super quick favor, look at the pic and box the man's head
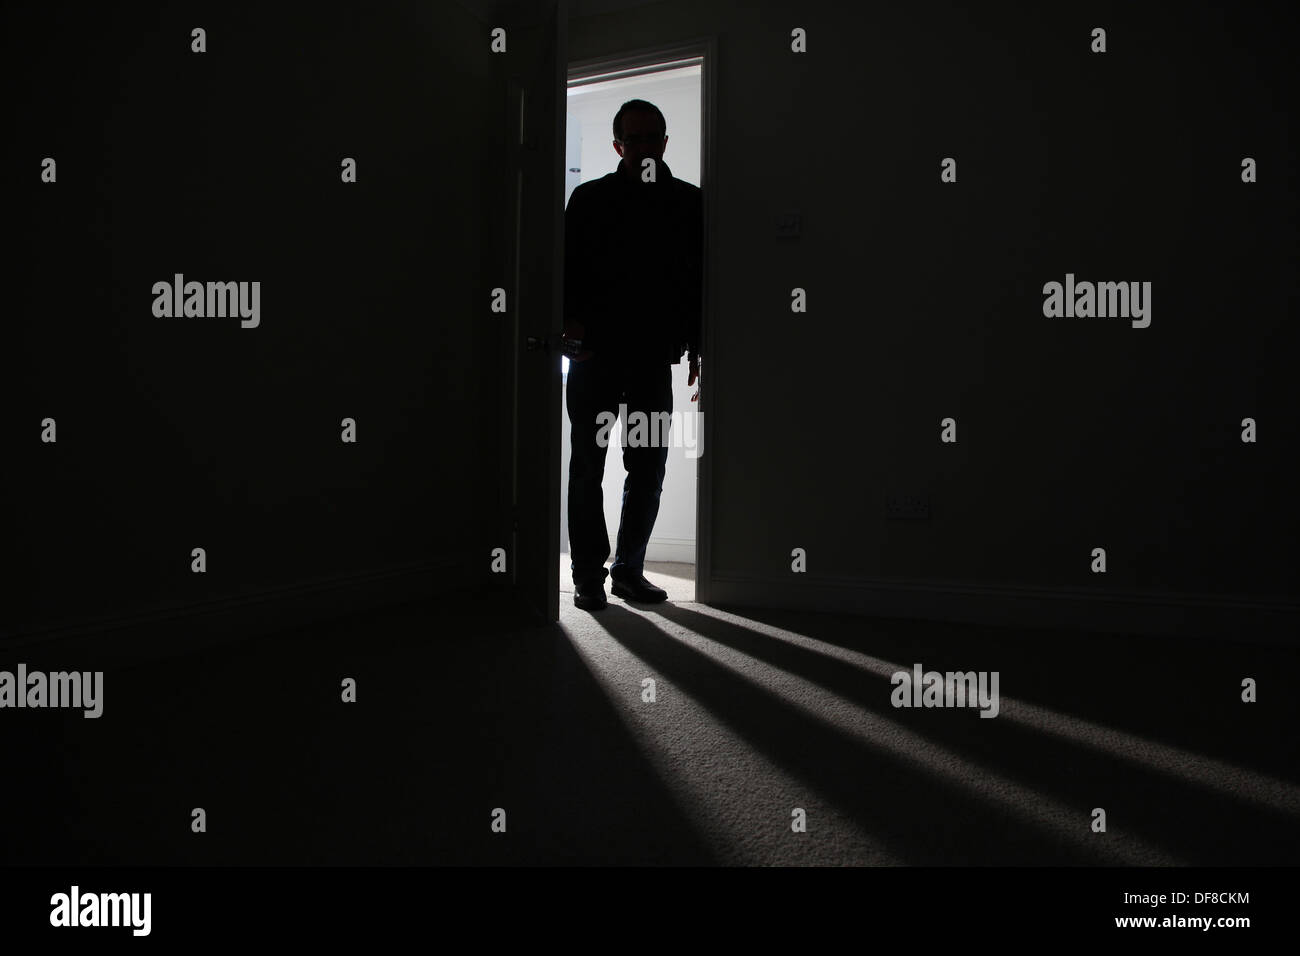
[612,99,667,181]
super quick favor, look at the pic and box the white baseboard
[644,536,697,564]
[707,572,1300,645]
[559,539,697,565]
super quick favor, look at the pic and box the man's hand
[687,353,700,402]
[563,319,594,362]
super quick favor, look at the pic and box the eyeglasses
[616,134,664,146]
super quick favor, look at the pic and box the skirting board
[644,536,696,564]
[0,558,468,668]
[707,572,1300,646]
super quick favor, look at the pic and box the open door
[506,0,566,623]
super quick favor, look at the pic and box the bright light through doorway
[560,60,702,601]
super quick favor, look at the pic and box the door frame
[507,0,567,625]
[563,36,717,606]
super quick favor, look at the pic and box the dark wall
[11,1,512,636]
[9,0,1297,640]
[569,1,1298,617]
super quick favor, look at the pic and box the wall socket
[885,493,931,519]
[776,210,802,240]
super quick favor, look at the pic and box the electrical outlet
[885,493,931,520]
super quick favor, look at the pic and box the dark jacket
[563,157,702,365]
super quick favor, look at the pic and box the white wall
[560,65,702,567]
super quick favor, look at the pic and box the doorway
[558,45,713,606]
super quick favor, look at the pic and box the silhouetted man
[563,99,702,611]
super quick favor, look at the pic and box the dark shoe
[574,579,608,610]
[610,572,668,603]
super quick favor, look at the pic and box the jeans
[566,353,673,588]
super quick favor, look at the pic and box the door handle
[525,333,558,352]
[526,332,579,356]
